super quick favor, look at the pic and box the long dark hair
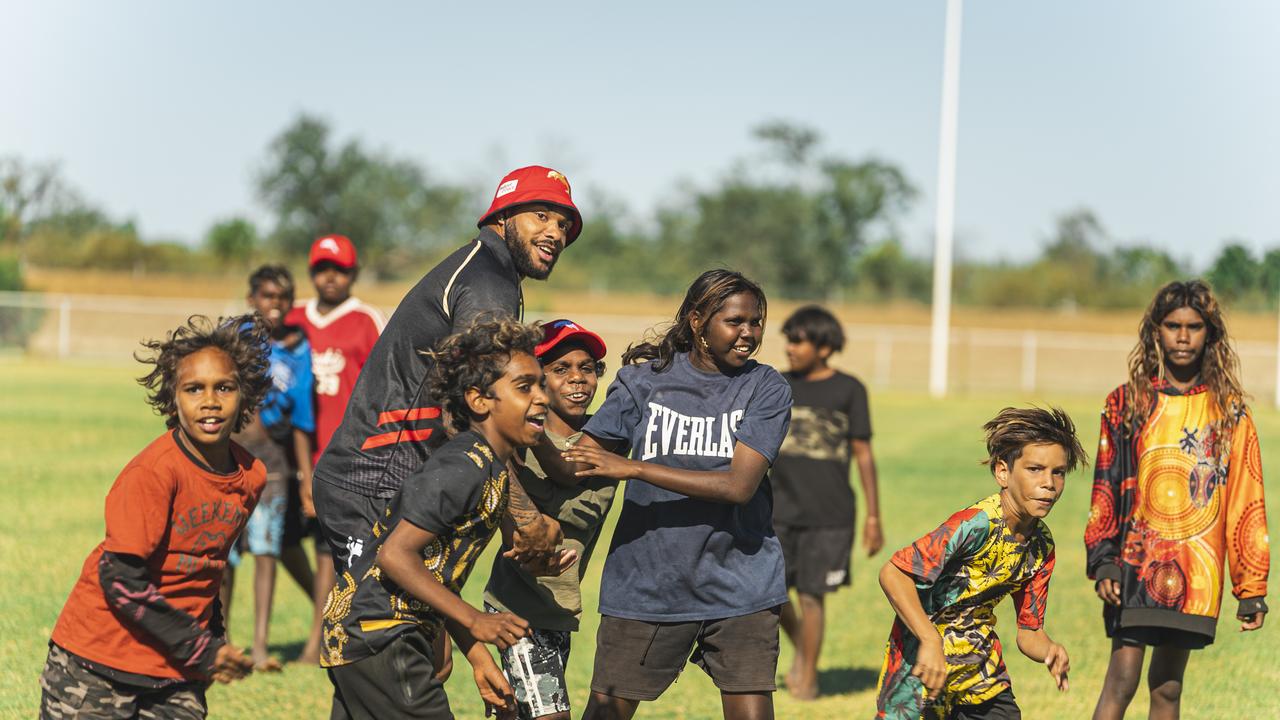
[622,269,767,371]
[1125,279,1246,438]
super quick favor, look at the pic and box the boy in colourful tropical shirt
[876,407,1084,720]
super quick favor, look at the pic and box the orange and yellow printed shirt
[1085,381,1269,638]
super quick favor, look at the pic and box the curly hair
[982,406,1088,475]
[424,315,543,431]
[1125,280,1246,441]
[135,315,272,433]
[622,269,767,371]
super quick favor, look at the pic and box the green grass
[2,358,1276,719]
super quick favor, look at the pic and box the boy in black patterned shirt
[321,318,565,719]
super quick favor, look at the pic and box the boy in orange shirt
[41,316,273,719]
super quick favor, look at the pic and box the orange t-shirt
[51,430,265,679]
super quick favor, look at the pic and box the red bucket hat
[309,234,358,269]
[478,166,583,244]
[536,319,606,360]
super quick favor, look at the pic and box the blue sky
[5,1,1277,268]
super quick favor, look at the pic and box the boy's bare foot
[786,671,819,701]
[253,657,284,673]
[296,647,321,665]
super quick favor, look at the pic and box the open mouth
[526,413,546,432]
[564,391,590,405]
[196,417,226,434]
[732,343,754,356]
[533,242,557,264]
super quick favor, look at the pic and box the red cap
[309,235,357,269]
[536,319,606,360]
[478,166,583,244]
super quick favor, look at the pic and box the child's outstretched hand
[1044,642,1069,691]
[1239,610,1266,631]
[911,638,947,698]
[562,445,636,480]
[210,643,254,683]
[468,609,530,650]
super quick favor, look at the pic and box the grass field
[2,358,1276,719]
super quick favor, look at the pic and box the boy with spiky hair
[876,407,1084,720]
[42,316,271,719]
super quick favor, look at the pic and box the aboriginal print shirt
[321,431,508,667]
[1085,381,1269,640]
[876,493,1055,720]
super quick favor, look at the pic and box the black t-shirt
[771,371,871,528]
[314,228,522,498]
[320,431,509,667]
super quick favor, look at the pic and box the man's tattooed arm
[505,461,562,557]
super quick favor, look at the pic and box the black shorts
[590,607,780,701]
[314,480,388,568]
[949,690,1020,720]
[327,631,451,720]
[776,524,854,596]
[1110,625,1211,650]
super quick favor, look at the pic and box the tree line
[2,116,1277,310]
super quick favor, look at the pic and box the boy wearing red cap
[285,234,386,663]
[311,167,582,591]
[483,319,613,720]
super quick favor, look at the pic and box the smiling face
[173,347,243,460]
[1158,306,1208,375]
[540,343,600,427]
[470,351,550,456]
[996,442,1069,521]
[503,203,573,280]
[693,291,764,373]
[248,279,293,333]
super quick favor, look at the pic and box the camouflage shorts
[40,644,207,720]
[487,606,572,720]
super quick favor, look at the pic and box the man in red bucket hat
[312,166,582,712]
[314,164,581,561]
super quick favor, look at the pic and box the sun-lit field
[2,358,1277,719]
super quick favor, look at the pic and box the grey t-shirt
[584,352,792,621]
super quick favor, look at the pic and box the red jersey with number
[51,431,265,679]
[287,297,385,462]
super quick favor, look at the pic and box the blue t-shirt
[584,352,792,621]
[259,336,315,434]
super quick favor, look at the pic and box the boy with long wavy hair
[1086,279,1269,720]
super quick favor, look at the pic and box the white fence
[3,290,1278,401]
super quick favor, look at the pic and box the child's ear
[464,386,491,418]
[994,458,1011,489]
[817,345,835,361]
[689,310,702,334]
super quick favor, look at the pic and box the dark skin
[310,260,355,313]
[378,352,571,718]
[779,333,884,699]
[169,348,257,683]
[1092,306,1264,720]
[557,293,776,720]
[482,203,573,281]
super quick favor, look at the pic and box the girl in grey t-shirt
[556,269,792,720]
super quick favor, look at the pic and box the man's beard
[504,219,555,280]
